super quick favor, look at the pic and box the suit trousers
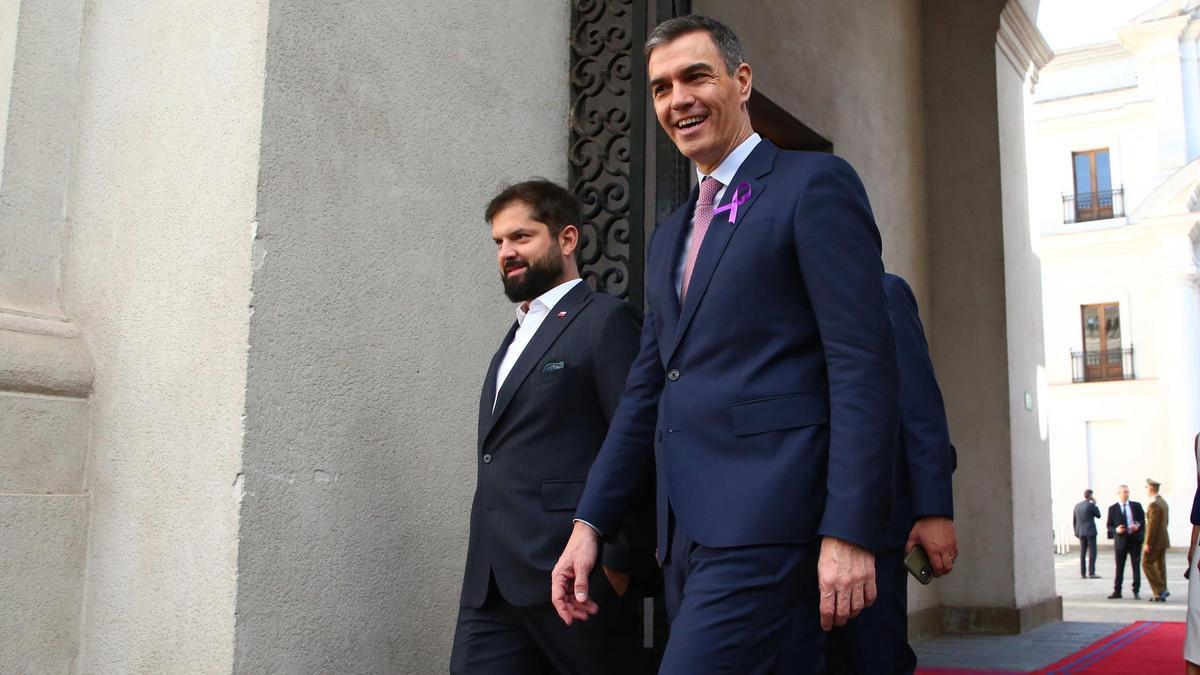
[1143,547,1168,598]
[816,547,916,675]
[450,573,646,675]
[1078,536,1097,577]
[1113,540,1142,595]
[661,517,823,674]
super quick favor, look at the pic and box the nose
[670,83,695,112]
[498,239,517,263]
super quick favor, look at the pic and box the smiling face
[491,201,577,303]
[647,30,753,174]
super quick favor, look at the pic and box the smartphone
[905,545,934,585]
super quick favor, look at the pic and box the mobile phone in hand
[905,546,934,585]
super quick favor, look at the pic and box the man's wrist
[572,519,602,539]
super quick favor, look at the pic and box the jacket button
[667,369,680,381]
[482,454,493,464]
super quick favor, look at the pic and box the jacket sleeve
[575,234,666,537]
[1192,481,1200,526]
[592,302,656,578]
[793,155,899,549]
[1106,505,1116,539]
[884,275,954,520]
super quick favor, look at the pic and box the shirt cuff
[573,518,603,537]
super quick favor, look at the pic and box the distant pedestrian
[1074,489,1101,579]
[1142,478,1170,602]
[1107,484,1144,599]
[1184,434,1200,673]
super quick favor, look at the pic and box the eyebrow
[649,62,715,89]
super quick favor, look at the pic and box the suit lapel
[477,323,517,452]
[482,282,594,445]
[668,140,779,360]
[651,192,694,347]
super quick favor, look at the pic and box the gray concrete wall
[233,2,568,671]
[0,0,93,671]
[61,0,270,670]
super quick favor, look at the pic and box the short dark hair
[485,179,581,239]
[1084,489,1093,499]
[644,15,746,74]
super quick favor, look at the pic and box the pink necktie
[680,177,723,303]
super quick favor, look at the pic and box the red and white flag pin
[557,311,567,317]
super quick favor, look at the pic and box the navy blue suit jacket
[881,273,956,549]
[576,140,899,554]
[459,283,654,608]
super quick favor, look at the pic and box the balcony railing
[1070,346,1135,383]
[1062,188,1124,224]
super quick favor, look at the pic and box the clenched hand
[817,537,877,631]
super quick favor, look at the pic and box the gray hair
[644,15,747,75]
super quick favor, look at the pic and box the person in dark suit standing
[1107,484,1145,600]
[1074,489,1102,579]
[1142,478,1170,601]
[551,15,899,673]
[813,273,957,675]
[450,180,654,674]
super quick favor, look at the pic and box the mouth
[674,114,709,136]
[504,261,528,278]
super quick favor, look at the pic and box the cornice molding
[997,0,1054,88]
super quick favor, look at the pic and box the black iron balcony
[1071,346,1135,383]
[1062,188,1125,224]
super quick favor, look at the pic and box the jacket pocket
[541,479,587,511]
[728,216,775,246]
[730,393,829,436]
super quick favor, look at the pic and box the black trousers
[450,573,647,675]
[1113,539,1142,595]
[1078,535,1097,576]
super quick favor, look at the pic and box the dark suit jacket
[1073,500,1101,538]
[459,282,654,609]
[881,274,955,549]
[577,141,899,555]
[1106,501,1145,547]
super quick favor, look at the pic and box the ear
[558,224,579,258]
[736,63,752,104]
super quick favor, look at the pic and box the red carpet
[1035,621,1184,674]
[916,621,1185,674]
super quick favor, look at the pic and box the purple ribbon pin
[713,182,752,224]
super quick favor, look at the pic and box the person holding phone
[1107,484,1145,600]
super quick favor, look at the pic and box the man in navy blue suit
[551,15,899,673]
[816,273,958,674]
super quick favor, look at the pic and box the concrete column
[1155,229,1200,546]
[1179,24,1200,163]
[0,0,93,671]
[921,0,1060,634]
[1119,16,1191,179]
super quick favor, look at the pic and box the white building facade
[1032,1,1200,549]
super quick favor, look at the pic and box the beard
[501,244,565,303]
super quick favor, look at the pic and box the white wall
[61,1,270,670]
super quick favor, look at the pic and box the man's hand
[817,537,877,631]
[1143,544,1150,555]
[551,522,601,625]
[1116,524,1126,535]
[906,516,958,577]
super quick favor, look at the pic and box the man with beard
[451,179,654,674]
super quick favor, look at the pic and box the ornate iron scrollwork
[569,0,646,305]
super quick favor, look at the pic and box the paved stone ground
[912,550,1190,671]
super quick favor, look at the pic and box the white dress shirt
[493,278,583,411]
[674,133,762,297]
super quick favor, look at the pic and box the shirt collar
[516,278,583,325]
[695,132,762,188]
